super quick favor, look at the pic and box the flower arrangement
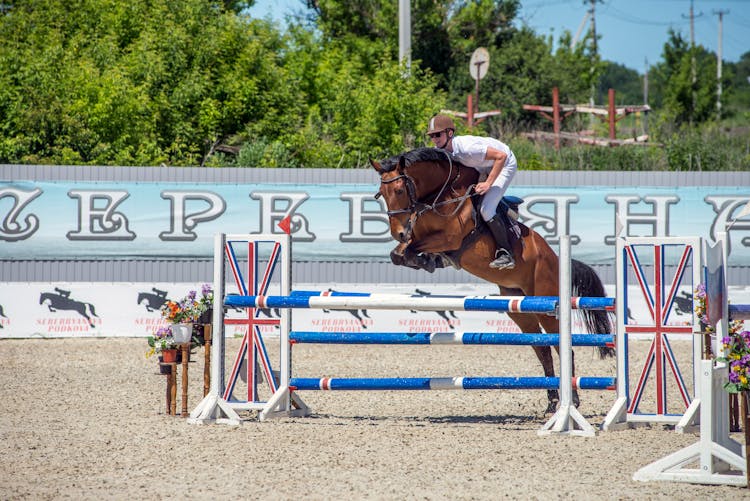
[146,326,175,358]
[695,284,749,392]
[720,330,750,393]
[161,284,213,325]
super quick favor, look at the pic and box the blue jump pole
[290,376,616,391]
[290,331,614,347]
[729,304,750,320]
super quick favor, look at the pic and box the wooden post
[164,364,177,415]
[467,93,474,128]
[181,343,189,417]
[608,88,616,140]
[730,393,740,432]
[203,324,212,397]
[552,87,560,151]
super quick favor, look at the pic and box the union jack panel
[618,237,702,423]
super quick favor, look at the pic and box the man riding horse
[426,114,518,270]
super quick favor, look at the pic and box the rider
[427,114,517,270]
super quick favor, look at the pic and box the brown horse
[370,147,613,413]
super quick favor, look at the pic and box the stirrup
[489,249,515,270]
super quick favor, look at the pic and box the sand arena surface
[0,337,745,499]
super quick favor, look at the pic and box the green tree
[0,0,298,165]
[598,61,644,105]
[649,29,718,126]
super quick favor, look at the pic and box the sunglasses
[427,131,443,138]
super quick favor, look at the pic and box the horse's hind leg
[536,313,580,409]
[506,311,559,414]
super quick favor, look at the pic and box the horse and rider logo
[0,304,8,328]
[39,288,99,328]
[411,288,459,328]
[137,288,170,312]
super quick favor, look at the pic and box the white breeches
[479,163,517,221]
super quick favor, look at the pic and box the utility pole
[643,58,649,135]
[683,0,703,124]
[588,0,597,110]
[398,0,411,73]
[714,9,729,120]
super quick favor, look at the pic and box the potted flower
[146,326,178,366]
[197,283,214,325]
[695,284,748,431]
[160,285,213,344]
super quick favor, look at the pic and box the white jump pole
[189,233,243,425]
[539,234,596,436]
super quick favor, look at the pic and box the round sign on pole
[469,48,490,81]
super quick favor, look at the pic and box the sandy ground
[1,336,747,500]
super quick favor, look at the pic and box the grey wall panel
[4,164,748,186]
[3,257,749,286]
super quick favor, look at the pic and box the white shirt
[450,135,516,176]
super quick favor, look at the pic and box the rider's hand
[476,181,490,195]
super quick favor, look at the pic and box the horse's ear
[370,158,384,174]
[398,155,407,173]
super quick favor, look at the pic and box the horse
[370,147,613,413]
[39,290,99,328]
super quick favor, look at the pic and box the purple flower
[201,283,212,297]
[729,372,740,383]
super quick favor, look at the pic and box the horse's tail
[571,259,615,359]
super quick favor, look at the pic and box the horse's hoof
[545,400,558,414]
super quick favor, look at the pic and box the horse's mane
[379,147,454,172]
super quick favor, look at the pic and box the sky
[248,0,750,73]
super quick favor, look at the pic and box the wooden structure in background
[523,87,653,150]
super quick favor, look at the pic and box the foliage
[0,0,296,166]
[161,285,213,325]
[696,284,750,393]
[0,1,747,169]
[146,326,176,358]
[598,62,643,106]
[719,331,750,393]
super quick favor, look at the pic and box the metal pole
[714,10,728,120]
[552,87,560,151]
[608,88,615,140]
[398,0,411,72]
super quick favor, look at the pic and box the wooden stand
[159,343,191,416]
[202,324,211,397]
[159,362,178,415]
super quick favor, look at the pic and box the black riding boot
[486,215,515,270]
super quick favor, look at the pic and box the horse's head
[371,147,471,246]
[371,153,417,244]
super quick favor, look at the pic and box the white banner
[2,282,747,339]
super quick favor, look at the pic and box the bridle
[376,151,476,242]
